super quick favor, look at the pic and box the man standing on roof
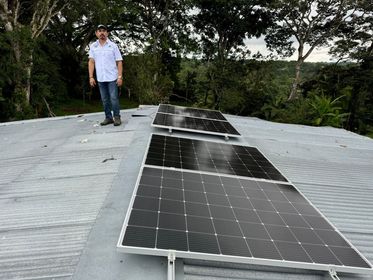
[88,24,123,126]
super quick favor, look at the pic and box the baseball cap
[96,24,108,31]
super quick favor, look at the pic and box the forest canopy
[0,0,372,136]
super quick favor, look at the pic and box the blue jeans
[98,81,120,119]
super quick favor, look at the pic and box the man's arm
[116,60,123,87]
[88,58,96,87]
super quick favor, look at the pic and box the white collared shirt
[88,39,123,82]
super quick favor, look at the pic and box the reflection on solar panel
[118,166,373,274]
[145,134,287,182]
[152,105,241,137]
[158,104,227,121]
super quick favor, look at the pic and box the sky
[247,37,335,63]
[117,34,335,63]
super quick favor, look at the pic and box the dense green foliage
[0,0,372,137]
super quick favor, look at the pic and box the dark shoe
[100,118,114,126]
[114,116,121,126]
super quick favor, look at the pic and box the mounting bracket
[328,267,340,280]
[167,251,176,280]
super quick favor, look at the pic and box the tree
[266,0,355,101]
[118,0,191,103]
[124,0,191,53]
[330,0,373,62]
[298,61,373,133]
[192,0,272,109]
[326,1,373,132]
[0,0,68,114]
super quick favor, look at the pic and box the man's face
[96,28,108,40]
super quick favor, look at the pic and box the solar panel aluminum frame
[152,108,241,138]
[117,134,373,276]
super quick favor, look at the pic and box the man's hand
[117,77,123,87]
[89,77,96,87]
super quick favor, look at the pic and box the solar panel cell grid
[122,167,372,270]
[145,134,287,182]
[153,112,240,136]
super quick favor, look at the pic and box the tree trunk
[25,52,33,103]
[12,37,25,112]
[12,37,33,111]
[203,91,208,106]
[288,40,304,101]
[346,87,358,131]
[288,59,303,101]
[214,38,228,109]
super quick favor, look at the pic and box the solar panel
[153,113,240,137]
[158,104,227,121]
[145,134,287,182]
[118,166,373,274]
[152,104,241,138]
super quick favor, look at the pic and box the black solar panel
[145,134,287,182]
[158,104,227,121]
[153,113,240,136]
[153,104,240,137]
[120,166,372,273]
[118,133,373,275]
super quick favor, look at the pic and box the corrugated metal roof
[1,107,373,280]
[0,111,136,279]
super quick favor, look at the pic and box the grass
[53,96,139,116]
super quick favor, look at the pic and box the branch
[283,17,296,35]
[299,1,310,26]
[0,0,19,31]
[31,0,68,39]
[367,40,373,56]
[305,1,313,20]
[0,0,8,24]
[304,4,323,41]
[302,36,324,60]
[43,97,56,117]
[156,1,173,43]
[169,93,193,103]
[13,0,20,28]
[303,1,352,60]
